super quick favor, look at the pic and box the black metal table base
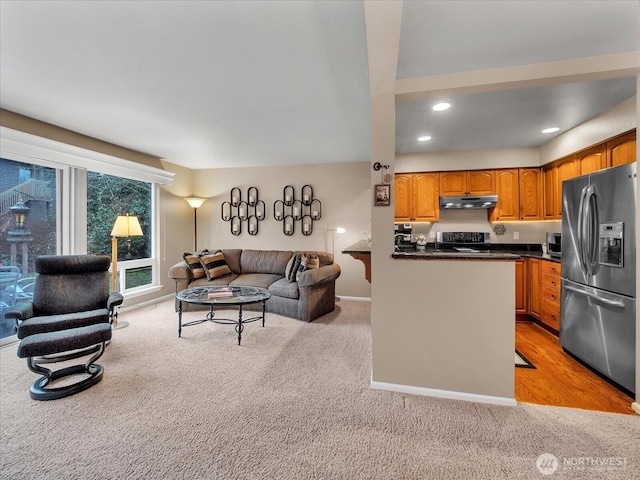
[178,301,267,345]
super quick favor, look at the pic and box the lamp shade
[185,197,206,209]
[111,215,143,237]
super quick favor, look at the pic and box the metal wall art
[221,186,266,236]
[273,184,322,236]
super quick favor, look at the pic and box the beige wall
[396,146,539,172]
[539,96,637,165]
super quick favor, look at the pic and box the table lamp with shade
[110,214,143,328]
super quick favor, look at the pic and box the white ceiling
[1,1,638,170]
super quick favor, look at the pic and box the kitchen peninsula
[343,240,372,283]
[369,234,517,406]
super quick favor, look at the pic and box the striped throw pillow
[182,251,207,279]
[198,251,232,280]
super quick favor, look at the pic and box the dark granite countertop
[343,240,562,263]
[391,243,562,263]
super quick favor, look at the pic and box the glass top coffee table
[176,285,271,345]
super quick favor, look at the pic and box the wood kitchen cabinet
[394,172,439,222]
[489,169,519,221]
[394,174,412,221]
[608,130,636,167]
[515,259,527,315]
[528,258,541,320]
[491,168,542,222]
[542,166,556,219]
[578,144,607,175]
[543,157,579,220]
[554,157,579,218]
[439,170,495,196]
[540,260,561,333]
[518,168,543,220]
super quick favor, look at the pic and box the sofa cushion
[268,278,300,300]
[241,250,292,275]
[218,249,242,274]
[230,273,283,290]
[182,251,208,279]
[198,251,233,280]
[188,275,236,288]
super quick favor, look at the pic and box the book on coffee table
[208,288,233,299]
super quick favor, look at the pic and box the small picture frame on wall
[374,184,390,206]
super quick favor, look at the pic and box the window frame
[1,126,174,300]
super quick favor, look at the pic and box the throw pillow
[286,253,302,283]
[295,253,320,281]
[182,250,208,279]
[198,251,232,280]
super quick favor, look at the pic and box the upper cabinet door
[555,157,579,218]
[394,174,412,221]
[542,166,556,219]
[467,170,495,195]
[439,170,495,196]
[412,173,439,222]
[608,130,636,167]
[519,168,542,220]
[490,169,519,221]
[578,144,607,175]
[439,171,466,196]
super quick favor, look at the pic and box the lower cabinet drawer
[541,273,561,290]
[541,285,561,304]
[541,297,560,331]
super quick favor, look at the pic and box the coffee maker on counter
[394,223,414,250]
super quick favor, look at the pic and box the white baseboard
[336,296,371,302]
[119,293,175,313]
[370,379,517,407]
[632,402,640,415]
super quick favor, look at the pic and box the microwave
[546,232,561,258]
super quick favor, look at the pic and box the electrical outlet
[513,231,520,240]
[429,231,436,239]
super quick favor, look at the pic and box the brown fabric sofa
[168,249,341,322]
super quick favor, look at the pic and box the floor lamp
[110,214,143,329]
[184,197,206,252]
[327,227,346,256]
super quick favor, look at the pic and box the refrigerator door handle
[577,185,590,275]
[586,186,600,276]
[564,285,625,309]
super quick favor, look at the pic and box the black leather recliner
[5,255,123,400]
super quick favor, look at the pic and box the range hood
[439,195,498,209]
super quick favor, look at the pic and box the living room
[1,2,639,478]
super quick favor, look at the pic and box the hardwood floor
[515,321,636,415]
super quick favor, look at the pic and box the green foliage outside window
[87,172,151,261]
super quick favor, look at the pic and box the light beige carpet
[1,299,638,480]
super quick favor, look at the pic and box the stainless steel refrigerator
[561,162,636,393]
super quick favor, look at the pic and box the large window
[87,172,154,293]
[0,158,58,342]
[0,127,174,344]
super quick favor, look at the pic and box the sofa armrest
[297,263,341,287]
[168,261,192,281]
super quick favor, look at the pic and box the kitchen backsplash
[409,209,560,244]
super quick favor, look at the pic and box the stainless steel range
[435,232,490,253]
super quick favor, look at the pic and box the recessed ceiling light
[542,127,560,134]
[418,136,432,142]
[432,103,451,111]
